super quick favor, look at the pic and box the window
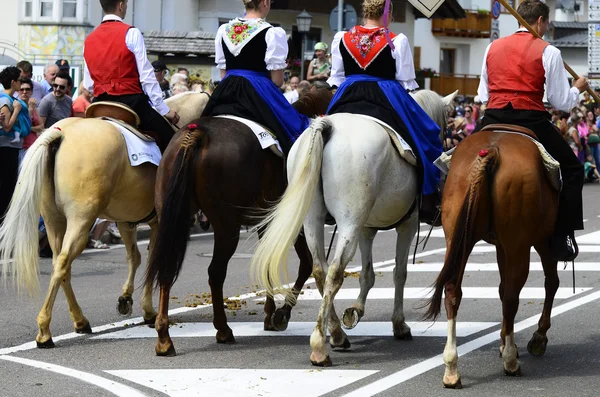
[40,0,53,17]
[24,0,33,17]
[62,0,77,18]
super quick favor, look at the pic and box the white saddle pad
[214,115,283,156]
[354,114,417,166]
[105,120,162,167]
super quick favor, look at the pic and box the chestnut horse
[425,129,559,387]
[145,89,333,356]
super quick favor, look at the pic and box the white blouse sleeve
[392,34,419,91]
[265,27,288,71]
[215,24,227,70]
[327,31,346,87]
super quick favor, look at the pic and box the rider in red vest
[83,0,179,152]
[477,0,588,261]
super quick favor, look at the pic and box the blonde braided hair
[362,0,392,21]
[242,0,262,10]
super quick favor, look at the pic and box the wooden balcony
[431,10,491,38]
[430,74,481,97]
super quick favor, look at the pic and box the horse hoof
[342,308,360,330]
[271,310,290,331]
[75,323,92,334]
[527,335,548,357]
[216,330,236,344]
[442,377,462,389]
[394,330,413,341]
[504,367,522,377]
[330,336,351,350]
[144,316,157,328]
[156,344,176,357]
[310,355,332,367]
[117,296,133,316]
[36,339,55,349]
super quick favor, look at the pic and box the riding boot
[420,192,442,227]
[549,230,579,262]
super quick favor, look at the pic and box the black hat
[56,59,70,71]
[152,60,168,72]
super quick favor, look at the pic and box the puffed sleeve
[327,31,346,87]
[265,27,288,71]
[392,34,419,91]
[215,24,227,70]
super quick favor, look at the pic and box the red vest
[486,32,548,112]
[84,21,142,96]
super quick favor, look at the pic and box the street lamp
[296,10,313,80]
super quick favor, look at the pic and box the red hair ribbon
[479,149,490,157]
[188,123,198,130]
[54,126,62,131]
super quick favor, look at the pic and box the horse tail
[424,147,499,321]
[0,127,64,296]
[251,117,331,293]
[146,126,204,290]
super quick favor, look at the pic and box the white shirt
[478,28,579,112]
[83,15,169,115]
[214,18,288,71]
[284,89,299,104]
[327,30,419,90]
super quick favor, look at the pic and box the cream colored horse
[0,92,208,348]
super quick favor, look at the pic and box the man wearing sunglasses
[38,72,73,129]
[83,0,179,152]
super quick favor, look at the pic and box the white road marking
[257,287,590,302]
[342,289,600,397]
[106,368,377,397]
[92,321,498,340]
[375,262,600,272]
[575,230,600,244]
[0,355,148,397]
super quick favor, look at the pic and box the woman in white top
[326,0,443,223]
[201,0,309,154]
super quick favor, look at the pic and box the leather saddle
[480,123,539,141]
[85,102,156,142]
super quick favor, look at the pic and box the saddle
[481,124,539,141]
[85,102,155,142]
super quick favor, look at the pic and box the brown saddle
[480,124,539,141]
[85,102,156,142]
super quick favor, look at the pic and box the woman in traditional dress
[201,0,309,154]
[307,42,332,88]
[326,0,443,224]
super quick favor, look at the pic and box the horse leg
[155,283,175,356]
[267,232,313,332]
[209,223,240,344]
[499,247,530,376]
[527,244,559,357]
[115,221,141,317]
[497,245,507,357]
[392,213,418,340]
[36,219,92,348]
[310,226,358,366]
[442,277,464,388]
[342,227,377,330]
[140,217,159,325]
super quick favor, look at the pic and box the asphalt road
[1,184,600,397]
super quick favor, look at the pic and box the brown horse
[145,89,333,356]
[425,129,560,387]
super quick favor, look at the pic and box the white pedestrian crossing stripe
[105,368,378,397]
[92,321,499,340]
[375,262,600,272]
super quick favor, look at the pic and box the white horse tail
[0,127,64,296]
[251,117,332,293]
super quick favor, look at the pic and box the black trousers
[94,93,174,152]
[477,108,584,233]
[0,147,19,226]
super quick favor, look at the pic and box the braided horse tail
[145,124,205,290]
[425,147,500,321]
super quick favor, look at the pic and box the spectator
[284,76,301,104]
[191,82,205,92]
[171,82,190,95]
[566,113,583,158]
[177,67,189,77]
[40,63,59,95]
[0,67,24,225]
[73,81,92,117]
[170,72,189,88]
[18,77,44,164]
[87,219,110,249]
[307,42,331,88]
[463,105,477,135]
[152,60,171,99]
[38,72,73,129]
[16,60,46,102]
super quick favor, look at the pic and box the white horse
[251,89,456,366]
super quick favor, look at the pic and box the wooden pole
[496,0,599,103]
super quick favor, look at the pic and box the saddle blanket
[434,131,562,191]
[214,115,283,156]
[105,120,162,167]
[354,114,417,166]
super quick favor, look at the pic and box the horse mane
[293,88,333,117]
[411,89,448,138]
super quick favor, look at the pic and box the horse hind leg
[140,217,159,324]
[342,227,377,330]
[36,218,93,348]
[115,221,141,317]
[527,244,559,357]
